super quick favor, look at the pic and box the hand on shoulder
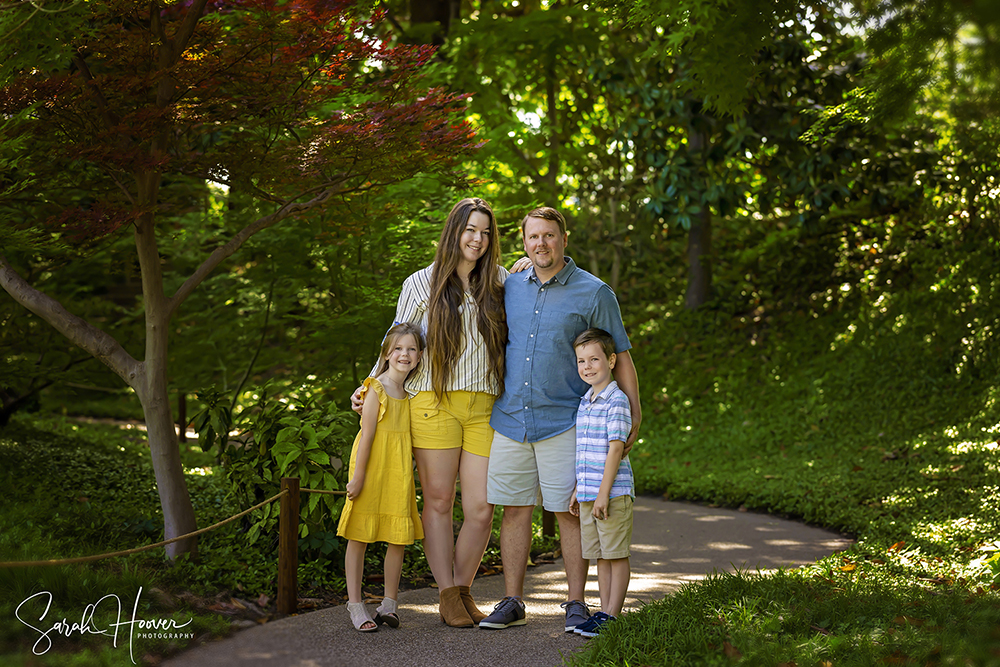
[509,256,532,273]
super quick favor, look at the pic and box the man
[479,207,641,632]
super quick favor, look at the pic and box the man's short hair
[520,206,566,235]
[573,328,616,359]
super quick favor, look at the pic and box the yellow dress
[337,378,424,545]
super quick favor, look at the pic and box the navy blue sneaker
[560,599,590,632]
[479,596,526,629]
[572,613,601,635]
[579,611,615,638]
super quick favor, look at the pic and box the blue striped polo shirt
[575,380,633,502]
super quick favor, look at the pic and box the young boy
[569,327,633,638]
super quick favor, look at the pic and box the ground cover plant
[0,419,234,666]
[567,218,1000,665]
[0,401,558,665]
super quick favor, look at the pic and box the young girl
[337,322,425,632]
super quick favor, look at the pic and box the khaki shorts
[579,495,633,560]
[486,429,577,512]
[409,391,495,458]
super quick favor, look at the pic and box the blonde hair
[520,206,566,235]
[375,322,425,380]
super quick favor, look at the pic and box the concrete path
[165,497,853,667]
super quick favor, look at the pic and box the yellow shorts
[409,391,496,458]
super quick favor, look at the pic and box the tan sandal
[347,602,377,632]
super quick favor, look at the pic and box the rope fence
[0,489,289,569]
[0,477,507,616]
[0,485,419,570]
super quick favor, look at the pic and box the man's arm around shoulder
[612,350,641,455]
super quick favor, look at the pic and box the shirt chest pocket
[533,303,588,352]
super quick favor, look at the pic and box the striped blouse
[372,264,509,396]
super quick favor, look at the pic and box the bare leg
[607,558,631,617]
[500,505,534,598]
[384,544,404,602]
[413,447,462,589]
[454,451,495,587]
[345,539,368,604]
[555,511,588,602]
[596,558,611,612]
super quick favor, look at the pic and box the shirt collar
[523,256,578,285]
[583,380,620,405]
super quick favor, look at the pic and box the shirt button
[524,382,528,385]
[526,357,530,361]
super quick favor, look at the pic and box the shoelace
[561,600,589,616]
[495,596,522,611]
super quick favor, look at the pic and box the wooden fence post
[177,392,187,443]
[277,477,300,615]
[542,509,555,538]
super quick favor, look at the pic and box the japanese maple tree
[0,0,477,557]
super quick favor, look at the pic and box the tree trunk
[133,210,198,557]
[685,122,712,309]
[685,211,712,308]
[409,0,456,45]
[544,55,561,203]
[140,375,198,558]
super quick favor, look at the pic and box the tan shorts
[486,429,578,512]
[579,495,633,560]
[409,391,495,458]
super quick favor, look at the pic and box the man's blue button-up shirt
[490,257,631,443]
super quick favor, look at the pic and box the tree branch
[170,0,211,63]
[168,184,342,315]
[71,53,119,131]
[0,255,141,388]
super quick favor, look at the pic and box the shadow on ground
[164,497,853,667]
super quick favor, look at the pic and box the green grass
[0,410,553,665]
[567,279,1000,665]
[4,222,1000,665]
[0,420,240,665]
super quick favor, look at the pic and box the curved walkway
[165,497,853,667]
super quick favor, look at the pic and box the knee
[462,500,495,528]
[422,488,456,514]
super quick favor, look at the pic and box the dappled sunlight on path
[164,497,853,667]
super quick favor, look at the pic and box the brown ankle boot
[457,585,487,624]
[439,586,474,627]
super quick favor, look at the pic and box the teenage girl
[337,322,425,631]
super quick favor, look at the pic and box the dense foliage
[2,0,999,664]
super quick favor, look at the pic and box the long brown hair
[427,197,507,400]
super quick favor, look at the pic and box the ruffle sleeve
[359,377,387,423]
